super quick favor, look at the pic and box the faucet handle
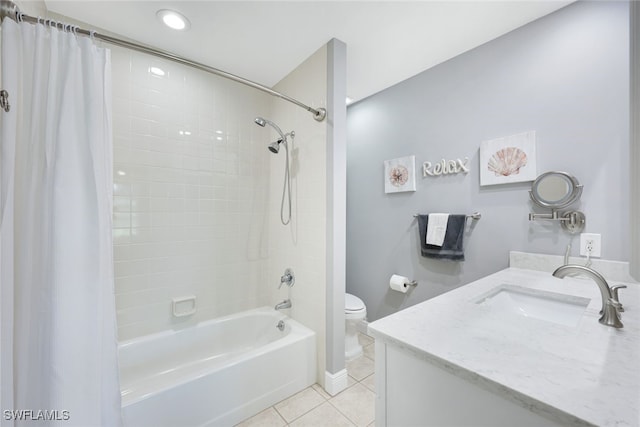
[608,298,623,310]
[278,268,295,289]
[600,298,624,328]
[610,285,627,312]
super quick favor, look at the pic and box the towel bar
[413,212,481,220]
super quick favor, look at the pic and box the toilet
[345,293,367,360]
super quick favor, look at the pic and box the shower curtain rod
[0,0,327,122]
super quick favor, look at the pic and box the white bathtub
[119,307,316,427]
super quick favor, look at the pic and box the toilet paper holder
[389,274,418,293]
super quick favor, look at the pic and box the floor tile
[358,333,374,347]
[347,355,375,381]
[289,402,355,427]
[274,387,325,423]
[347,374,357,388]
[329,383,375,427]
[235,407,286,427]
[363,343,375,361]
[361,373,375,392]
[312,383,332,400]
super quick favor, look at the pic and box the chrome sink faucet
[275,299,291,311]
[552,264,623,328]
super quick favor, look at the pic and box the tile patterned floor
[236,333,376,427]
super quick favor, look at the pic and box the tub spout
[275,299,291,311]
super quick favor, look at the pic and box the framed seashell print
[479,131,537,186]
[384,155,416,193]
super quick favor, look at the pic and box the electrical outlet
[580,233,601,258]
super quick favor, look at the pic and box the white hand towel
[426,213,450,247]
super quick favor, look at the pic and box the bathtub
[119,307,316,427]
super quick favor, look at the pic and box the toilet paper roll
[390,274,409,293]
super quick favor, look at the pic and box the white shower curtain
[0,19,122,426]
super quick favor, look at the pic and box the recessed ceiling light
[157,9,191,31]
[149,66,165,77]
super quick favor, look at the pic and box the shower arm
[0,0,327,122]
[263,118,287,141]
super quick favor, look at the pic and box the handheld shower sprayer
[254,116,295,225]
[254,116,286,141]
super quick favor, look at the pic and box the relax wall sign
[422,157,470,177]
[383,155,470,193]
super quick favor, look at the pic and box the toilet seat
[345,293,365,313]
[345,293,366,360]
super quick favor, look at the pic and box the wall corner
[325,38,347,376]
[631,0,639,280]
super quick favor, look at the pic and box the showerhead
[255,117,294,226]
[268,139,283,154]
[253,116,285,140]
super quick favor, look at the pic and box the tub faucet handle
[279,268,295,289]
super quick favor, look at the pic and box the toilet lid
[345,293,365,312]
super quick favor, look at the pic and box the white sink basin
[475,284,591,327]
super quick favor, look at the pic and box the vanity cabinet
[368,265,639,427]
[374,341,565,427]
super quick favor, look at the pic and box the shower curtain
[0,19,122,426]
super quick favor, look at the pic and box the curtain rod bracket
[313,108,327,122]
[0,0,18,21]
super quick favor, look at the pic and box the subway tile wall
[111,46,273,341]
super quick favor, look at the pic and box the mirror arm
[529,209,586,234]
[529,210,560,221]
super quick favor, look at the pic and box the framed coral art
[479,131,537,186]
[384,155,416,193]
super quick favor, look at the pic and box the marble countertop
[368,267,640,427]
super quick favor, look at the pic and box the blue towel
[417,214,466,261]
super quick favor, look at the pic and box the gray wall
[346,1,630,322]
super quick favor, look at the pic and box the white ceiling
[44,1,573,103]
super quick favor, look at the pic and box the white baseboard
[324,369,348,396]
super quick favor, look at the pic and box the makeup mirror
[530,171,582,209]
[528,171,585,234]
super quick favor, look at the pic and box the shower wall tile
[110,46,272,341]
